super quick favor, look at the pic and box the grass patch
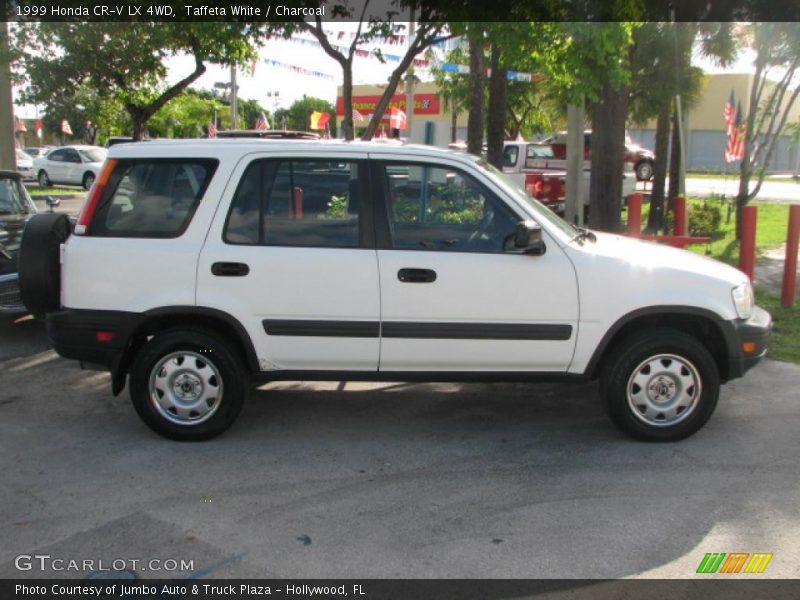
[632,198,789,266]
[26,186,83,196]
[686,172,799,184]
[687,201,789,266]
[755,290,800,364]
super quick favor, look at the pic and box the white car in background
[16,149,35,181]
[33,145,107,190]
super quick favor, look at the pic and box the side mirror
[45,196,61,213]
[514,220,546,256]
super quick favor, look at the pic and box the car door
[43,149,68,183]
[371,156,578,373]
[197,151,380,372]
[63,148,83,184]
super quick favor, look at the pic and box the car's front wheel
[129,328,248,441]
[601,328,720,441]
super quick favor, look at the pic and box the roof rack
[215,130,321,140]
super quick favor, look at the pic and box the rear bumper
[46,309,138,368]
[724,305,772,379]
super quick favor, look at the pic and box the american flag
[208,119,217,138]
[14,116,26,133]
[352,108,364,123]
[255,111,270,131]
[723,89,735,136]
[724,101,745,163]
[61,119,72,135]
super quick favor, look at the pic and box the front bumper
[725,305,772,379]
[0,272,25,312]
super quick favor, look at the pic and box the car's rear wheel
[601,328,720,441]
[18,213,72,319]
[129,328,247,441]
[635,160,654,181]
[37,170,51,188]
[82,172,95,191]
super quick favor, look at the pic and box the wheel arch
[585,306,736,383]
[112,306,260,395]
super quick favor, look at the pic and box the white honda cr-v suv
[19,139,770,441]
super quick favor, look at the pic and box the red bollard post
[626,194,642,237]
[739,205,758,282]
[781,204,800,307]
[673,195,687,236]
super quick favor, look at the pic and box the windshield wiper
[569,226,597,245]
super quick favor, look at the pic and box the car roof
[107,138,483,167]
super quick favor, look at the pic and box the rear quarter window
[90,159,218,238]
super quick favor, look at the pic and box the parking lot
[1,311,799,580]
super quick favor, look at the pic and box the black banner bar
[3,579,800,600]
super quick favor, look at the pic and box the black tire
[129,328,248,441]
[18,213,72,319]
[82,172,96,191]
[635,160,654,181]
[37,170,51,188]
[601,328,720,441]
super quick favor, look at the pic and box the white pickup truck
[502,141,637,215]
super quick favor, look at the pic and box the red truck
[542,130,655,181]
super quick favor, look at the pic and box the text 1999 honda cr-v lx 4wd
[18,139,771,441]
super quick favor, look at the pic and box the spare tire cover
[19,213,72,319]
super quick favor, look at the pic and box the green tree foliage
[16,22,262,140]
[274,96,337,136]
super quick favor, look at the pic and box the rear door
[63,148,83,184]
[371,156,578,373]
[197,151,380,372]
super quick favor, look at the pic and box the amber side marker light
[742,342,757,353]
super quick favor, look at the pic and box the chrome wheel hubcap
[148,351,223,426]
[626,353,701,427]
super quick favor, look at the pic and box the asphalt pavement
[1,313,798,579]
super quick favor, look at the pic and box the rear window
[90,159,218,238]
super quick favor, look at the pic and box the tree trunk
[667,107,681,212]
[646,109,670,232]
[589,81,628,232]
[341,62,354,140]
[486,44,507,169]
[129,106,148,141]
[450,109,458,143]
[466,29,485,157]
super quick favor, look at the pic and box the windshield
[79,148,107,163]
[475,160,578,239]
[0,177,35,215]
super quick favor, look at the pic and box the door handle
[211,262,250,277]
[398,268,437,283]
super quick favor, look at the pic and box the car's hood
[581,231,747,287]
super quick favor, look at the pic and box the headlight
[732,282,754,319]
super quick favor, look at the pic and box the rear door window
[90,159,218,238]
[224,159,364,248]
